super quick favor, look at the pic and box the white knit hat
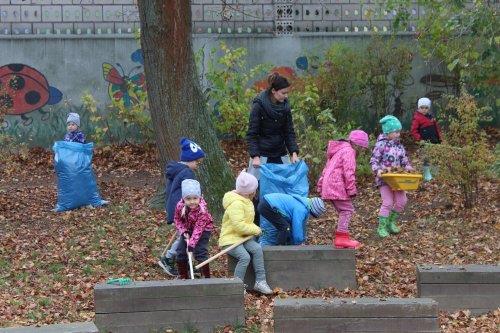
[66,113,80,127]
[235,170,258,195]
[417,97,431,109]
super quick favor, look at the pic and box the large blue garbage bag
[259,160,309,246]
[53,141,108,212]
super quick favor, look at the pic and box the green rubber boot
[377,216,390,238]
[423,165,433,182]
[387,211,401,234]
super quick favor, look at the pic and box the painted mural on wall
[102,49,146,108]
[0,63,62,126]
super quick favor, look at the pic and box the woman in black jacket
[246,72,299,178]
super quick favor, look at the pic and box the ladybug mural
[0,63,63,125]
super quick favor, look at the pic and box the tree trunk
[137,1,234,220]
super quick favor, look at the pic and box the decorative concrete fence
[228,245,356,291]
[0,322,98,333]
[94,278,245,333]
[274,297,440,333]
[417,264,500,314]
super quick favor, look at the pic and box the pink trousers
[379,185,407,217]
[332,199,354,233]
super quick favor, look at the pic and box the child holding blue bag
[53,113,107,211]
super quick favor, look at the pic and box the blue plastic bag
[53,141,108,212]
[259,160,309,246]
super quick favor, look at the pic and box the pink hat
[348,129,369,149]
[235,170,258,195]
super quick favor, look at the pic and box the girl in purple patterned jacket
[174,179,214,279]
[370,115,413,238]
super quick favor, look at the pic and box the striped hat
[309,197,326,218]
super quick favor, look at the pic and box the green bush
[290,82,352,182]
[424,92,495,208]
[316,38,413,132]
[205,42,270,139]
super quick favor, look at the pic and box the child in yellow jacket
[219,171,273,295]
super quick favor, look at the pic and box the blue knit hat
[179,137,205,162]
[380,115,402,134]
[309,197,326,218]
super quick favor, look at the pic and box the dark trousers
[258,198,291,245]
[253,155,284,227]
[176,230,211,262]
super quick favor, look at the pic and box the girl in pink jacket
[174,179,214,279]
[317,130,369,249]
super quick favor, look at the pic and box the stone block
[417,264,500,314]
[20,5,41,22]
[0,322,98,333]
[193,21,215,34]
[275,3,293,20]
[54,22,74,34]
[62,5,82,22]
[302,4,323,20]
[228,245,356,291]
[0,22,11,34]
[341,4,361,20]
[11,22,32,34]
[94,22,114,34]
[74,22,95,35]
[33,22,53,34]
[203,4,222,21]
[94,278,245,333]
[262,4,273,20]
[102,5,123,22]
[322,4,342,20]
[82,6,103,22]
[274,297,440,333]
[41,5,62,22]
[114,22,134,34]
[122,5,138,22]
[253,20,274,34]
[191,5,203,21]
[313,20,333,33]
[243,5,263,21]
[0,5,21,22]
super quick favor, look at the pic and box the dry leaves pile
[0,142,498,332]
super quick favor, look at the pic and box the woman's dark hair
[267,72,290,92]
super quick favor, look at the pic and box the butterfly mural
[102,62,146,108]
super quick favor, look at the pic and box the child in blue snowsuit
[158,137,205,276]
[257,193,326,245]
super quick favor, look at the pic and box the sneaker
[254,280,273,295]
[158,256,178,276]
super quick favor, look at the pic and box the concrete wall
[0,1,423,36]
[0,33,440,146]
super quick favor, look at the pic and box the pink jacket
[174,197,214,249]
[317,140,357,200]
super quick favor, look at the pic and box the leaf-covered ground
[0,143,498,332]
